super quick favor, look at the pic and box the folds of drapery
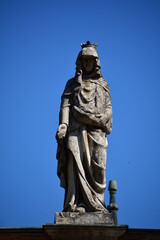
[56,76,112,212]
[63,127,108,212]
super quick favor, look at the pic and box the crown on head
[81,41,97,49]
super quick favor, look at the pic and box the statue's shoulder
[62,77,77,96]
[65,77,75,87]
[97,77,110,93]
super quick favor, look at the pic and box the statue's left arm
[101,87,112,134]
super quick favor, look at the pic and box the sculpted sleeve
[59,79,73,126]
[105,88,112,134]
[97,78,112,134]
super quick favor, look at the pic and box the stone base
[54,212,114,225]
[44,224,128,240]
[1,225,160,240]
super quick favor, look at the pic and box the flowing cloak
[56,76,112,212]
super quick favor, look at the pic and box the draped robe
[56,76,112,212]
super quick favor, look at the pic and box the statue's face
[81,56,95,73]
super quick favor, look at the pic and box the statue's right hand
[56,123,67,140]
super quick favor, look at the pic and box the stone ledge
[44,224,128,240]
[1,226,160,240]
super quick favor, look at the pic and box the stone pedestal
[54,212,114,225]
[42,212,128,240]
[44,224,128,240]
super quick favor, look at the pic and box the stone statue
[56,41,112,213]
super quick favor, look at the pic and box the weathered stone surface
[54,212,114,225]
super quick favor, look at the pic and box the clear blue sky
[0,0,160,229]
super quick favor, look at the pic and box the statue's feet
[75,207,86,213]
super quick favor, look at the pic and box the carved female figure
[56,41,112,212]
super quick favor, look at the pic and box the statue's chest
[73,80,105,113]
[80,81,97,103]
[73,81,100,114]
